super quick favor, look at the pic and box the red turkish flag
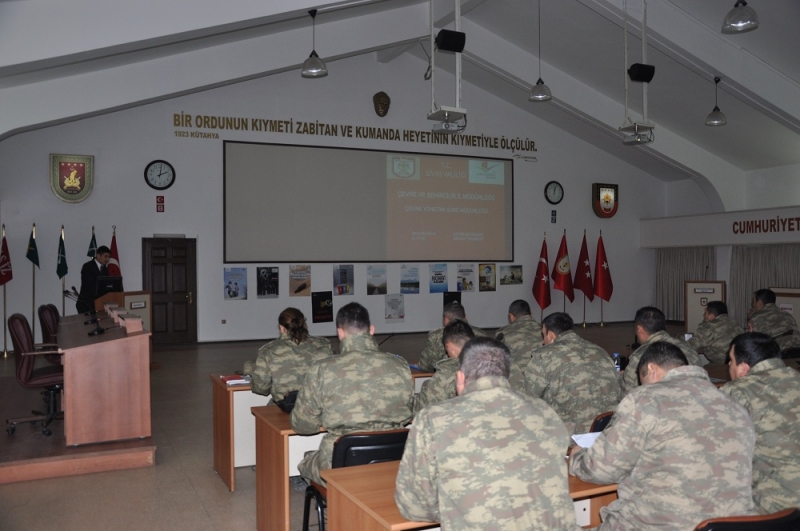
[0,236,12,286]
[573,234,594,301]
[594,234,613,301]
[108,230,122,277]
[551,233,574,302]
[532,237,551,310]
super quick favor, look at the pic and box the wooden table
[410,368,433,393]
[321,460,618,530]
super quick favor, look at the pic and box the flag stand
[600,299,606,327]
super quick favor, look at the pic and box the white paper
[571,432,602,448]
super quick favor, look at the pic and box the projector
[432,121,461,134]
[427,106,466,122]
[622,133,653,146]
[620,121,654,146]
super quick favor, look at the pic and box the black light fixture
[301,9,328,78]
[705,77,727,126]
[529,0,552,102]
[722,1,759,34]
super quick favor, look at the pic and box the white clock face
[545,181,563,204]
[145,161,175,190]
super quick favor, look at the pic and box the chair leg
[302,486,327,531]
[6,385,61,437]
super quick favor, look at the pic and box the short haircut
[542,312,573,336]
[458,337,510,383]
[442,319,474,348]
[508,299,532,318]
[442,301,466,321]
[729,332,780,367]
[637,341,688,380]
[705,301,728,317]
[754,289,777,305]
[336,302,370,334]
[96,245,111,255]
[635,306,666,335]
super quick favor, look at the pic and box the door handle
[187,292,193,304]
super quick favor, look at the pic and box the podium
[95,291,152,332]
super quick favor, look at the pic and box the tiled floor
[0,321,676,531]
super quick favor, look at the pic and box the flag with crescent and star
[532,236,551,310]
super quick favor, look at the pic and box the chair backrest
[9,313,37,385]
[590,411,614,433]
[331,429,410,469]
[38,304,60,344]
[694,508,800,531]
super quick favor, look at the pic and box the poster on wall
[429,263,448,293]
[256,266,279,298]
[224,267,248,300]
[366,264,387,295]
[457,264,475,292]
[385,294,405,322]
[289,264,312,297]
[312,291,334,323]
[478,263,496,292]
[499,265,523,285]
[400,264,420,294]
[333,264,354,296]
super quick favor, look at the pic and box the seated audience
[494,299,542,391]
[396,337,579,530]
[290,302,413,485]
[418,301,486,371]
[685,301,743,364]
[525,312,621,433]
[622,306,701,394]
[243,307,332,406]
[570,341,755,530]
[414,319,474,413]
[748,288,800,351]
[721,332,800,514]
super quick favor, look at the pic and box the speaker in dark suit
[77,245,111,313]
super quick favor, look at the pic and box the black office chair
[590,411,614,433]
[694,507,800,531]
[302,429,410,531]
[38,303,62,365]
[6,313,64,436]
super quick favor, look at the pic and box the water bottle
[612,352,621,372]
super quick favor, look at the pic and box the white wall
[0,52,714,342]
[745,163,800,209]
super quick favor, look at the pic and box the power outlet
[574,499,591,527]
[221,319,227,324]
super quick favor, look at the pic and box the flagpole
[582,295,587,328]
[2,224,6,357]
[61,225,66,316]
[600,299,606,327]
[31,223,36,335]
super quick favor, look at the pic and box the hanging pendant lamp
[722,1,759,34]
[301,9,328,78]
[705,77,727,126]
[529,0,552,102]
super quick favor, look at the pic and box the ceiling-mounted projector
[620,121,654,146]
[428,105,466,134]
[432,121,461,133]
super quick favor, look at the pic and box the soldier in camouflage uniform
[570,341,755,530]
[414,320,474,413]
[721,332,800,514]
[622,306,702,395]
[525,312,621,433]
[396,337,580,531]
[685,301,743,364]
[748,289,800,351]
[243,307,333,403]
[495,299,542,392]
[291,302,413,485]
[418,301,486,371]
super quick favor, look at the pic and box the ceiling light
[705,77,727,126]
[529,0,551,102]
[722,1,759,34]
[301,10,328,78]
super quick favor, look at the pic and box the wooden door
[142,238,197,345]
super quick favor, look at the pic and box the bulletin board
[684,281,726,334]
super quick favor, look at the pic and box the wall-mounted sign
[592,183,618,218]
[50,154,94,203]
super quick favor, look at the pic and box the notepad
[572,432,602,448]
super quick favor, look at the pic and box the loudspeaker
[627,63,655,83]
[435,29,466,53]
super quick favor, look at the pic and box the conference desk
[320,460,618,530]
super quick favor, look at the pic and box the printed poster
[478,263,496,292]
[457,263,475,292]
[289,264,312,297]
[312,291,334,323]
[333,264,354,296]
[367,264,387,295]
[499,265,523,285]
[400,264,420,294]
[224,267,248,300]
[256,266,279,298]
[429,263,448,293]
[385,294,405,322]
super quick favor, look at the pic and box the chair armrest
[35,342,59,349]
[23,348,61,357]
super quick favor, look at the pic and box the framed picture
[50,154,94,203]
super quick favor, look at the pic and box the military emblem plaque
[50,154,94,203]
[592,183,618,218]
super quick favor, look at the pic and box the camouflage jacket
[495,315,543,392]
[396,376,580,531]
[414,356,458,414]
[417,322,487,372]
[622,331,701,394]
[246,333,332,402]
[721,358,800,514]
[750,303,800,350]
[570,366,755,531]
[524,330,621,433]
[687,315,744,364]
[290,333,413,483]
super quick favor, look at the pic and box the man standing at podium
[77,245,111,313]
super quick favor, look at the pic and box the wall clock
[144,160,176,190]
[544,180,564,205]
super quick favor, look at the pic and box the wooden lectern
[95,291,152,333]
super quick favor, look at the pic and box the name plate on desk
[119,314,144,333]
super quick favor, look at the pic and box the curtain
[728,244,800,325]
[654,247,716,321]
